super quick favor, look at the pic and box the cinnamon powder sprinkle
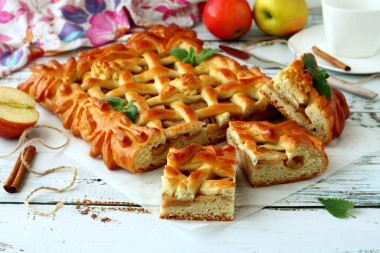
[101,217,111,223]
[80,208,90,215]
[115,207,151,214]
[75,199,150,224]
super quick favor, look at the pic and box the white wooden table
[1,7,380,253]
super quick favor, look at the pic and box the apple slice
[0,86,39,138]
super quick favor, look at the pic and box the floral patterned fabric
[0,0,206,77]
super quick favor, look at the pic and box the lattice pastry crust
[227,121,328,187]
[18,24,277,174]
[160,143,236,221]
[260,53,350,144]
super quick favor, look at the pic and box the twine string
[0,125,77,216]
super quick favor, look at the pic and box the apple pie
[160,143,236,221]
[227,120,328,187]
[260,53,350,144]
[18,24,277,174]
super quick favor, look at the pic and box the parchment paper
[4,104,380,230]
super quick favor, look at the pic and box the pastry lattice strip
[163,143,236,201]
[18,24,276,173]
[80,49,272,135]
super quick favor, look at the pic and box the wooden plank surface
[1,3,380,252]
[0,204,379,253]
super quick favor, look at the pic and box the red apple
[0,86,39,138]
[203,0,252,40]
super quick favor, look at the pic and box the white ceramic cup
[322,0,380,58]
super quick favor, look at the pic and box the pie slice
[260,53,350,144]
[18,24,277,174]
[227,120,328,187]
[160,143,236,221]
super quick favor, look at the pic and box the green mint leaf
[102,97,125,107]
[318,198,356,218]
[169,47,221,66]
[125,99,137,109]
[122,99,138,123]
[304,53,317,72]
[168,48,188,62]
[303,54,331,100]
[182,47,196,66]
[103,98,138,123]
[113,105,125,111]
[195,48,222,65]
[314,77,331,99]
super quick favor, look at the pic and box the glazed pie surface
[160,143,236,221]
[260,53,350,144]
[18,24,276,173]
[227,120,328,187]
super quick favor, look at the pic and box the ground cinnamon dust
[100,217,111,223]
[75,199,150,223]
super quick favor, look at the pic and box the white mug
[322,0,380,58]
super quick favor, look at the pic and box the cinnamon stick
[312,45,351,71]
[3,145,36,193]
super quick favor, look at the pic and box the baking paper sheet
[4,104,380,230]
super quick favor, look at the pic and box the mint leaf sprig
[103,97,138,123]
[318,198,356,218]
[169,47,222,66]
[303,53,332,100]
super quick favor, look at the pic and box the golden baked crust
[260,53,350,144]
[227,120,328,187]
[18,24,277,173]
[160,143,236,221]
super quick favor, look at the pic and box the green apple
[253,0,308,36]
